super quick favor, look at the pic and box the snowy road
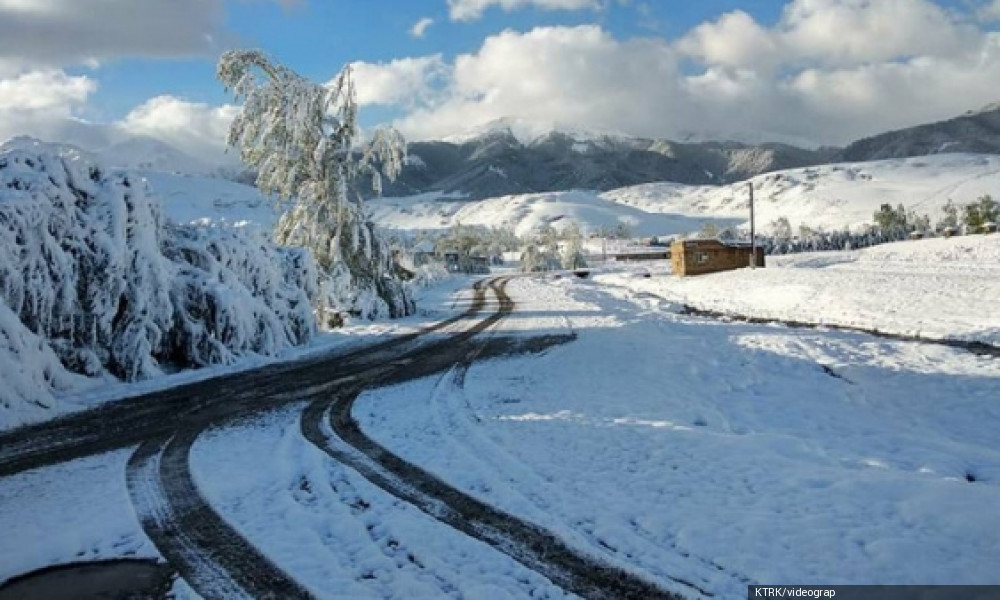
[0,277,676,600]
[2,270,998,599]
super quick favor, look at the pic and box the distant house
[444,252,490,274]
[670,239,764,276]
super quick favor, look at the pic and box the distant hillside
[837,105,1000,161]
[363,125,834,199]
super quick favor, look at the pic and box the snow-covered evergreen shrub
[161,224,317,368]
[0,138,319,425]
[0,138,174,382]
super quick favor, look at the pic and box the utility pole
[749,181,756,269]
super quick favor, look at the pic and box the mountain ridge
[364,104,1000,199]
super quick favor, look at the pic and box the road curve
[116,278,509,600]
[0,279,495,478]
[302,279,685,600]
[2,276,682,599]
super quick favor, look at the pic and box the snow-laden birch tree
[218,50,413,323]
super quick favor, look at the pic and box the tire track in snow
[303,278,685,600]
[118,280,504,599]
[431,283,738,596]
[127,431,316,600]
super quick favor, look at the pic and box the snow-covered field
[356,274,1000,597]
[142,170,282,232]
[368,189,741,238]
[597,234,1000,346]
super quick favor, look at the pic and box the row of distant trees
[398,222,589,272]
[872,195,998,234]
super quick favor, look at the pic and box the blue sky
[2,0,999,161]
[81,1,790,121]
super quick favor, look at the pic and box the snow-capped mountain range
[366,103,1000,199]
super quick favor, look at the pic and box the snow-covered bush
[0,138,319,425]
[160,224,317,368]
[407,263,452,289]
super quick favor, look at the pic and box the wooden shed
[670,239,764,276]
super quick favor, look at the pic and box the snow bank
[0,138,318,428]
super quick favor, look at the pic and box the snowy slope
[142,170,281,231]
[602,154,1000,234]
[142,152,1000,243]
[364,154,1000,238]
[369,189,740,238]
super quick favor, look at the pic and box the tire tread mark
[303,278,689,600]
[127,430,316,599]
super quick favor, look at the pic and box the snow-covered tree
[770,216,793,241]
[936,200,960,232]
[699,222,720,239]
[218,49,412,321]
[560,222,587,269]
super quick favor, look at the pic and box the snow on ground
[356,274,1000,598]
[368,189,740,238]
[0,450,157,583]
[602,154,1000,234]
[188,405,573,599]
[142,170,281,232]
[596,235,1000,346]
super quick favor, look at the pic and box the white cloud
[777,0,977,66]
[677,10,780,71]
[410,17,435,38]
[0,69,97,143]
[350,56,450,108]
[981,0,1000,21]
[447,0,600,22]
[360,7,1000,147]
[0,69,95,113]
[393,26,684,140]
[117,96,240,164]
